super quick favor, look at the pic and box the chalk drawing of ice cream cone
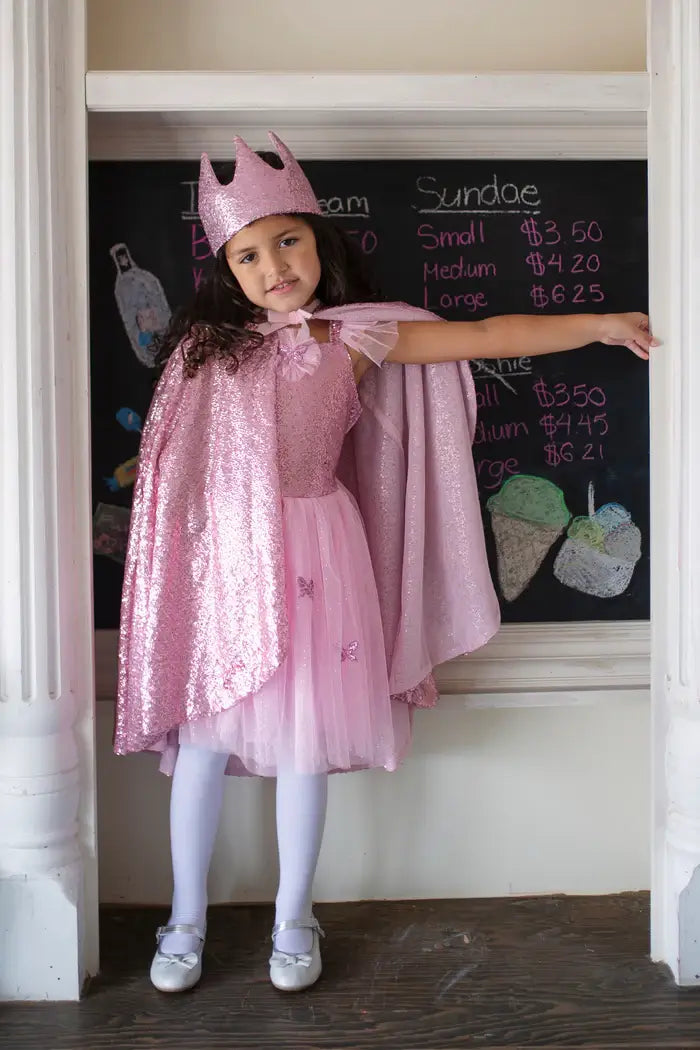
[487,475,572,601]
[111,243,171,367]
[553,483,641,598]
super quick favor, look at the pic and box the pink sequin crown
[198,131,322,255]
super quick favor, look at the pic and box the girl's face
[224,215,322,313]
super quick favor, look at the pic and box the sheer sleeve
[333,319,399,366]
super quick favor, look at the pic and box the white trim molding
[648,0,700,986]
[86,71,647,161]
[88,120,647,162]
[95,622,650,707]
[436,622,650,697]
[85,71,649,118]
[0,0,97,1001]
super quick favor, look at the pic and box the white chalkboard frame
[86,71,650,702]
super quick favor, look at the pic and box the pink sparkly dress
[114,302,501,777]
[178,320,412,776]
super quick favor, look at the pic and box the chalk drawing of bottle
[111,243,171,367]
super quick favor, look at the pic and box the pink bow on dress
[256,305,321,380]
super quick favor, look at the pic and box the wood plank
[4,895,700,1049]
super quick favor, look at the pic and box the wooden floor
[5,894,700,1049]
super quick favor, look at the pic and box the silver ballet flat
[269,917,325,992]
[150,923,206,993]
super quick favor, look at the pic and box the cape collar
[255,298,321,344]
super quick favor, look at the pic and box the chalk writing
[520,217,562,246]
[471,357,533,379]
[474,420,530,444]
[424,259,497,282]
[191,224,211,262]
[347,229,379,254]
[475,456,520,490]
[530,283,606,308]
[475,382,501,410]
[525,252,601,276]
[318,194,370,218]
[423,289,488,312]
[538,412,608,438]
[543,442,605,466]
[179,182,212,288]
[572,220,603,242]
[415,175,541,214]
[180,180,199,221]
[417,221,486,249]
[532,380,607,409]
[520,218,605,247]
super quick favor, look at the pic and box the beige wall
[98,696,650,904]
[87,0,646,72]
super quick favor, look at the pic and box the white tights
[159,743,328,957]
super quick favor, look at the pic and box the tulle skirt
[177,484,413,777]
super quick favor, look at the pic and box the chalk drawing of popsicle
[486,475,572,601]
[104,455,139,492]
[110,243,171,367]
[116,407,142,433]
[553,483,642,598]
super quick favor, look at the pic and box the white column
[0,0,97,1000]
[648,0,700,985]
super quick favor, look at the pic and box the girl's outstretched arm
[387,312,657,365]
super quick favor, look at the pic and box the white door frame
[0,0,98,1000]
[647,0,700,982]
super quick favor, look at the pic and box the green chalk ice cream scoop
[486,474,571,527]
[487,474,572,602]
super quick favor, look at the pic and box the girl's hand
[597,312,658,360]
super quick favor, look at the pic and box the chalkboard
[88,159,649,629]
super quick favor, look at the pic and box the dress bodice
[274,327,360,497]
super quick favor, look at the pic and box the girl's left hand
[598,312,658,360]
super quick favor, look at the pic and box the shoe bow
[155,951,200,970]
[270,949,313,968]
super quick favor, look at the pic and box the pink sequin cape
[114,302,500,758]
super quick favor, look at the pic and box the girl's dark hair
[155,155,383,376]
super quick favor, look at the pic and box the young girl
[114,133,655,994]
